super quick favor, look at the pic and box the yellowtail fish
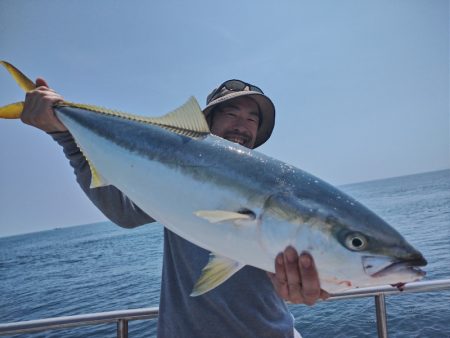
[0,62,426,296]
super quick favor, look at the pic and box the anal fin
[70,136,109,188]
[89,161,109,188]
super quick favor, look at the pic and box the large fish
[0,61,426,296]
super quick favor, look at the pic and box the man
[22,78,328,337]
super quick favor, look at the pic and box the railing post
[375,294,388,338]
[117,319,128,338]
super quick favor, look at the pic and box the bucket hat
[203,79,275,148]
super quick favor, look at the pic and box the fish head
[263,181,427,292]
[326,207,427,289]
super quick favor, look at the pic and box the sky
[0,0,448,237]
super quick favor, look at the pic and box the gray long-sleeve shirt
[52,131,295,338]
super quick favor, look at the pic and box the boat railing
[1,278,449,338]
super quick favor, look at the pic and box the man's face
[209,96,260,149]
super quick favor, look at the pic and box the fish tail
[1,61,36,92]
[0,102,25,119]
[0,61,36,119]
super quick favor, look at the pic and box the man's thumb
[35,77,49,88]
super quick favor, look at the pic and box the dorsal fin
[58,96,210,138]
[138,96,211,137]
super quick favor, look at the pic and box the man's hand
[268,247,329,305]
[21,78,67,133]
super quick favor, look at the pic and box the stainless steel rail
[1,279,449,338]
[0,307,159,338]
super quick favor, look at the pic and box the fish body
[0,61,426,296]
[54,104,426,295]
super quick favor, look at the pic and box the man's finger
[298,252,321,305]
[283,246,303,303]
[270,253,289,299]
[320,289,330,300]
[35,77,49,88]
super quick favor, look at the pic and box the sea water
[0,169,449,337]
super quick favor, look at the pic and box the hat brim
[202,91,275,148]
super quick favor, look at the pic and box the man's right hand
[21,78,68,133]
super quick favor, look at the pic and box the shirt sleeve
[49,131,155,228]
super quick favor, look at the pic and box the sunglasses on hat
[206,80,264,104]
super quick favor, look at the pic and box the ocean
[0,169,449,338]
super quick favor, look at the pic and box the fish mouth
[363,255,427,278]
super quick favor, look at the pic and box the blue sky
[0,0,448,237]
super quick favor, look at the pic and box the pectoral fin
[190,254,245,296]
[194,210,254,223]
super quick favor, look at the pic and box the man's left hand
[268,247,329,305]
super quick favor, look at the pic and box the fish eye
[345,233,368,251]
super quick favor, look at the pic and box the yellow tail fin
[0,61,36,92]
[0,102,24,119]
[0,61,36,119]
